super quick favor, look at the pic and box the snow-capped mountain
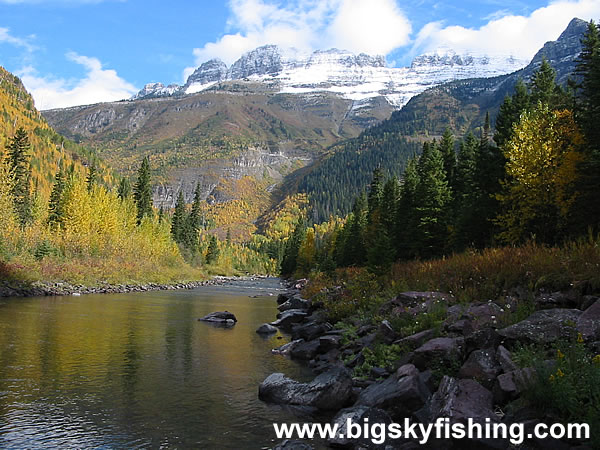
[133,45,528,108]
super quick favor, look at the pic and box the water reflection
[0,279,314,449]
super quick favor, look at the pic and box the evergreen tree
[367,167,383,222]
[158,206,164,224]
[494,79,530,149]
[86,163,97,192]
[133,156,153,224]
[529,57,557,105]
[7,127,32,226]
[439,128,456,189]
[380,176,399,237]
[47,168,65,227]
[206,235,220,264]
[414,141,452,258]
[396,158,419,259]
[452,133,480,249]
[281,218,306,276]
[341,193,367,266]
[171,190,186,243]
[117,177,132,200]
[188,182,203,232]
[572,20,600,233]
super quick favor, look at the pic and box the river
[0,278,315,449]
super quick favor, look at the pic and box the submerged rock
[258,367,353,410]
[256,323,278,334]
[198,311,237,325]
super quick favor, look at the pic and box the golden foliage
[496,106,583,243]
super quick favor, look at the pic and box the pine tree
[452,133,479,249]
[206,235,220,264]
[118,177,132,200]
[494,79,530,149]
[342,193,367,266]
[133,156,153,224]
[396,157,419,259]
[571,20,600,233]
[7,127,32,226]
[281,218,306,276]
[439,128,456,189]
[529,57,557,105]
[188,182,203,233]
[86,163,97,193]
[171,190,186,243]
[48,168,65,227]
[380,176,399,238]
[158,206,164,224]
[414,141,452,258]
[367,167,383,222]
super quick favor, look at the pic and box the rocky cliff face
[133,44,528,109]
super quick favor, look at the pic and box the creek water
[0,278,315,449]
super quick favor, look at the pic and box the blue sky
[1,0,599,109]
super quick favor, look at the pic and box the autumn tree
[496,105,583,244]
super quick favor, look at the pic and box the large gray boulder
[259,367,353,410]
[412,337,465,370]
[256,323,278,334]
[198,311,237,324]
[458,349,502,389]
[430,376,497,423]
[577,299,600,341]
[273,439,313,450]
[278,295,311,312]
[271,309,308,331]
[354,364,430,420]
[498,309,582,344]
[328,406,393,449]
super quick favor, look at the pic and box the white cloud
[0,27,34,52]
[19,52,137,110]
[413,0,600,60]
[184,0,412,79]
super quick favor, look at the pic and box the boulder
[354,364,431,419]
[577,299,600,341]
[277,292,294,305]
[412,337,465,370]
[198,311,237,324]
[430,376,498,424]
[458,349,501,389]
[498,309,582,344]
[465,328,501,354]
[493,368,536,404]
[395,329,435,349]
[495,345,518,373]
[259,367,353,410]
[319,334,342,352]
[535,290,580,309]
[271,309,308,331]
[290,339,321,360]
[272,339,303,356]
[256,323,278,335]
[328,406,393,449]
[291,322,328,341]
[278,295,311,312]
[379,320,397,344]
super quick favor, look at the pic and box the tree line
[281,21,600,277]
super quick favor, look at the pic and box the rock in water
[258,367,353,410]
[198,311,237,325]
[256,323,278,335]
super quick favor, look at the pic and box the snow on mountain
[131,82,180,100]
[132,45,528,108]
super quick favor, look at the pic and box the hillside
[0,66,112,199]
[293,18,588,222]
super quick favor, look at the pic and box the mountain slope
[0,66,111,199]
[292,18,588,222]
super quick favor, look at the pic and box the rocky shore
[263,280,600,449]
[0,275,269,298]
